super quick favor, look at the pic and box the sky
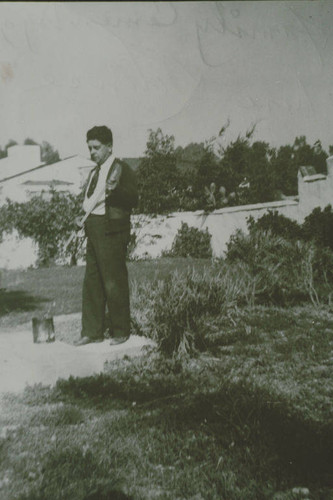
[1,1,333,159]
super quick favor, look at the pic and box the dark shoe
[74,336,104,346]
[109,336,129,346]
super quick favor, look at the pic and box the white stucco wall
[0,231,38,269]
[0,158,332,268]
[131,200,301,259]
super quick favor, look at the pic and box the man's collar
[99,153,115,171]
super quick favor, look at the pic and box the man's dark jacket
[104,158,138,233]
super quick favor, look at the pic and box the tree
[217,135,252,197]
[175,142,206,186]
[0,138,60,165]
[135,129,330,212]
[5,139,18,153]
[23,138,38,146]
[173,142,216,211]
[193,148,220,209]
[145,128,175,157]
[311,140,327,175]
[271,144,296,196]
[175,142,207,169]
[272,137,328,196]
[246,141,276,203]
[137,128,180,214]
[292,136,327,174]
[24,138,60,164]
[40,141,60,164]
[217,138,276,205]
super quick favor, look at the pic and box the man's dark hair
[86,126,113,146]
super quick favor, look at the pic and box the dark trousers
[81,214,131,340]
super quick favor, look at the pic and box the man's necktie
[87,166,100,198]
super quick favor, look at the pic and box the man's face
[87,139,112,166]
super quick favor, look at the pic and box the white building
[0,145,95,204]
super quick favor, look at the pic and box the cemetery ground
[0,259,332,500]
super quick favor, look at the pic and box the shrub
[247,210,303,241]
[29,404,83,427]
[302,204,333,250]
[0,203,14,243]
[140,269,218,355]
[135,265,255,356]
[248,205,333,251]
[131,236,332,357]
[167,222,212,258]
[306,245,333,305]
[241,208,333,304]
[2,190,84,266]
[226,228,328,305]
[313,246,333,284]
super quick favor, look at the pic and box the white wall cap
[302,174,326,183]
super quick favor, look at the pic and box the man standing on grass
[75,125,138,346]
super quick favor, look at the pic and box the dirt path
[0,313,154,394]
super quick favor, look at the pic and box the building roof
[0,154,95,186]
[0,145,45,182]
[22,179,73,186]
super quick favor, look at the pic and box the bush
[238,208,333,305]
[2,191,83,266]
[226,228,330,306]
[131,231,332,357]
[302,204,333,250]
[308,246,333,304]
[167,222,212,258]
[137,269,219,355]
[0,203,14,243]
[134,264,257,356]
[248,205,333,251]
[29,404,83,427]
[247,211,303,241]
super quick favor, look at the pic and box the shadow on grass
[17,446,133,500]
[54,374,333,492]
[155,387,333,488]
[0,288,49,316]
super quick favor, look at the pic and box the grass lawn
[0,258,209,329]
[0,259,332,499]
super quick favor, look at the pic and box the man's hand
[74,216,83,229]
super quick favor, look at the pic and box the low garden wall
[131,199,301,259]
[0,199,300,268]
